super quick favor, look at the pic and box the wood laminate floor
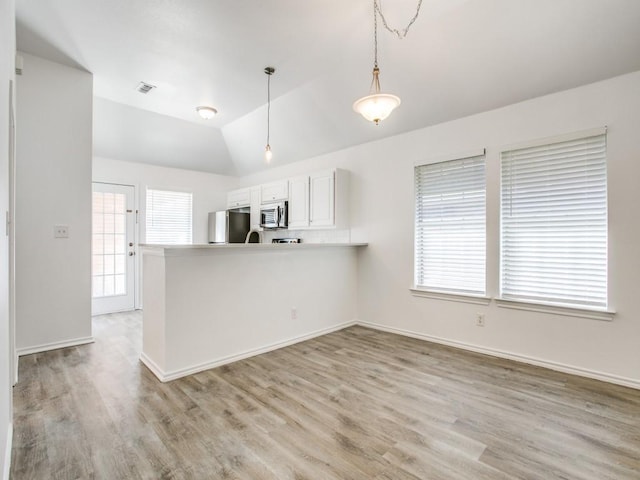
[11,311,640,479]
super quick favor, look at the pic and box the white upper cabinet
[309,170,335,227]
[226,169,348,231]
[227,188,251,209]
[260,180,288,204]
[287,168,348,230]
[249,186,261,230]
[288,175,310,228]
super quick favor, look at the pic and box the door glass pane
[104,255,115,275]
[93,215,104,234]
[104,275,115,296]
[92,255,104,275]
[114,255,125,275]
[92,234,104,255]
[114,234,125,254]
[114,214,125,234]
[104,214,115,234]
[104,193,115,213]
[93,192,104,212]
[92,190,129,299]
[104,235,115,254]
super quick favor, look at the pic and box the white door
[91,183,136,315]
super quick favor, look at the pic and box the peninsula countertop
[140,242,368,256]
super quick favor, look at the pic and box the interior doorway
[9,80,16,384]
[91,182,136,315]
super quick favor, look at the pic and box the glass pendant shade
[353,66,400,125]
[353,92,401,125]
[265,144,273,162]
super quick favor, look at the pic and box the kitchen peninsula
[140,242,366,382]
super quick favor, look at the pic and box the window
[414,154,486,295]
[500,132,607,309]
[145,188,193,244]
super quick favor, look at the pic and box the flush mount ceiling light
[196,106,218,120]
[264,66,275,163]
[353,0,423,125]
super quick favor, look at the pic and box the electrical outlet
[54,225,69,238]
[291,307,297,320]
[476,313,485,327]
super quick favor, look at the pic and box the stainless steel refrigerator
[208,210,250,244]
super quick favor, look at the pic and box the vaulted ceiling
[16,0,640,176]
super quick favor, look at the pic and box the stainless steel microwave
[260,201,288,229]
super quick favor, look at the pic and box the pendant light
[353,0,400,125]
[353,0,423,125]
[264,66,275,162]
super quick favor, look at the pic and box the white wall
[240,71,640,387]
[93,157,239,245]
[0,0,14,476]
[15,53,93,353]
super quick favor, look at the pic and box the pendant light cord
[373,0,379,68]
[266,70,271,146]
[264,67,275,148]
[375,0,423,40]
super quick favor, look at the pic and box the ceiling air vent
[136,81,156,94]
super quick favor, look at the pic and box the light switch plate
[54,225,69,238]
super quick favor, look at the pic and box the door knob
[129,252,135,256]
[129,242,134,247]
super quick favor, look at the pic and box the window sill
[410,288,491,305]
[495,298,615,321]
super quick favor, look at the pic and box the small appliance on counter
[208,209,250,244]
[245,229,263,244]
[272,238,302,244]
[260,201,288,229]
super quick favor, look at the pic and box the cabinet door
[309,170,335,227]
[227,188,250,208]
[249,187,261,230]
[260,181,288,204]
[288,176,309,228]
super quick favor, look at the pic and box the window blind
[145,189,193,245]
[415,155,486,295]
[500,133,607,308]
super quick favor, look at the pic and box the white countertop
[140,242,368,256]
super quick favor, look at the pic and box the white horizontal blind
[146,189,193,244]
[501,133,607,308]
[415,155,486,295]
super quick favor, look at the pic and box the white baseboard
[141,321,357,382]
[357,320,640,390]
[3,423,12,480]
[16,336,95,357]
[139,352,165,381]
